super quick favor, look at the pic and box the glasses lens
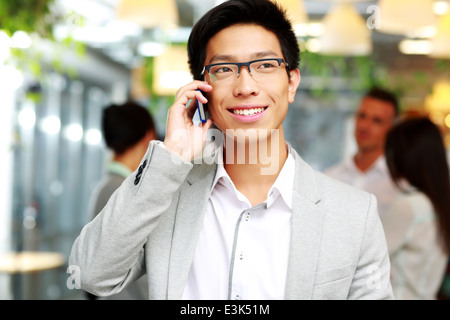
[251,59,281,74]
[208,64,238,83]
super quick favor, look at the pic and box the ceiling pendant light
[430,12,450,59]
[272,0,308,25]
[377,0,437,36]
[425,81,450,130]
[116,0,179,29]
[318,2,372,56]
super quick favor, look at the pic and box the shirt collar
[268,151,295,209]
[107,161,132,178]
[210,144,295,210]
[345,154,388,175]
[210,145,227,192]
[374,155,389,173]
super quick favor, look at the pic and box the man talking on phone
[70,0,393,300]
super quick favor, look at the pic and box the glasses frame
[200,58,289,82]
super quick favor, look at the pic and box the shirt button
[239,252,244,260]
[235,294,240,300]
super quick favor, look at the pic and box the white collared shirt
[325,155,399,218]
[182,147,295,300]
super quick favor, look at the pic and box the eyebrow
[207,50,281,64]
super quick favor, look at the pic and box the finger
[168,81,213,127]
[172,91,205,120]
[184,90,209,120]
[186,100,198,120]
[176,81,212,104]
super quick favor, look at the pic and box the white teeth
[233,108,265,116]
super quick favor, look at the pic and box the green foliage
[143,57,159,114]
[300,51,390,101]
[434,59,450,74]
[0,0,86,102]
[300,52,450,113]
[142,56,175,115]
[0,0,54,37]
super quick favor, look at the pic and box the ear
[288,68,300,104]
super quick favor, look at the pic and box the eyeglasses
[201,58,289,84]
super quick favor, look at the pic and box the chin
[223,127,271,144]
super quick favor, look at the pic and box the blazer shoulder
[317,169,374,210]
[293,152,375,222]
[318,169,371,198]
[291,148,372,206]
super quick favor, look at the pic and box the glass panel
[11,73,109,299]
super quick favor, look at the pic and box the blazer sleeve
[68,140,193,297]
[348,194,394,300]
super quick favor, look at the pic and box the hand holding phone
[164,83,212,162]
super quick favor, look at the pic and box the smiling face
[203,24,300,143]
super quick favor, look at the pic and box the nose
[233,66,259,97]
[356,118,372,133]
[237,64,252,77]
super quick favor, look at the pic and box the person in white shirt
[69,0,393,300]
[325,87,400,218]
[382,116,450,299]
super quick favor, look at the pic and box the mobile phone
[196,90,206,123]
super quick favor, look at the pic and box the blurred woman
[383,116,450,299]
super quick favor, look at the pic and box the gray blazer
[70,140,393,300]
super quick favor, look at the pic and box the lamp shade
[430,12,450,59]
[318,3,372,56]
[378,0,437,35]
[116,0,179,29]
[272,0,308,25]
[425,81,450,114]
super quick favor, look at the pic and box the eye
[255,60,279,73]
[373,118,383,124]
[212,65,234,74]
[356,112,366,119]
[259,62,277,69]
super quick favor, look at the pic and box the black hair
[385,117,450,253]
[364,87,400,117]
[187,0,300,81]
[101,101,155,155]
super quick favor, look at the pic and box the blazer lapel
[167,162,217,299]
[284,150,324,299]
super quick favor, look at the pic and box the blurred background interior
[1,0,450,299]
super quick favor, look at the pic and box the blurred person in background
[325,87,400,218]
[383,116,450,300]
[85,101,157,300]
